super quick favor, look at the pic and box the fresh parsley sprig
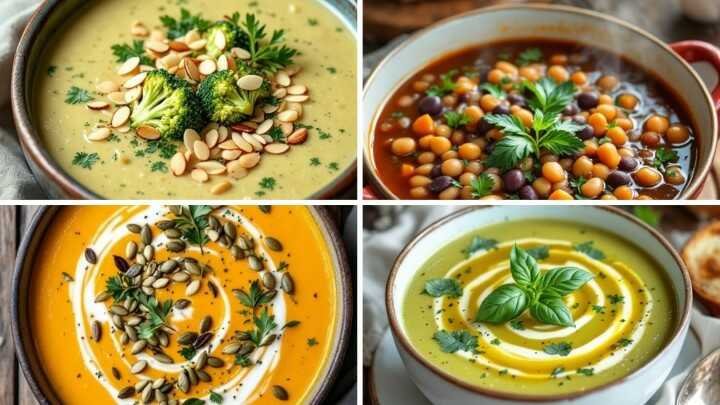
[652,148,679,172]
[248,308,277,346]
[422,278,462,298]
[110,40,153,66]
[240,14,297,74]
[135,293,173,340]
[171,205,212,249]
[470,173,495,199]
[475,245,593,327]
[426,70,457,97]
[233,280,275,310]
[433,330,478,353]
[160,8,211,39]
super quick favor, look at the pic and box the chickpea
[458,143,482,160]
[459,172,477,186]
[430,136,452,155]
[571,71,587,85]
[435,124,452,138]
[413,80,430,93]
[613,185,635,200]
[410,186,429,199]
[665,166,686,185]
[415,163,434,176]
[519,156,534,172]
[618,148,635,158]
[640,131,661,148]
[550,54,569,65]
[485,167,501,175]
[617,93,638,110]
[441,150,458,161]
[584,140,598,157]
[438,186,460,200]
[588,112,608,135]
[548,189,574,200]
[601,194,618,200]
[418,135,433,150]
[542,161,566,183]
[548,65,570,82]
[450,131,465,145]
[465,161,483,174]
[482,194,504,201]
[581,177,605,198]
[607,126,628,145]
[480,94,500,112]
[391,137,417,156]
[634,167,662,187]
[496,61,519,76]
[472,137,488,150]
[442,94,458,108]
[514,108,534,127]
[573,156,594,178]
[422,74,436,83]
[417,151,436,165]
[532,177,552,198]
[615,117,634,131]
[380,122,394,132]
[559,158,574,171]
[454,78,475,95]
[597,104,617,121]
[441,158,464,177]
[597,75,619,92]
[460,186,474,200]
[397,95,414,108]
[488,69,506,84]
[487,128,504,141]
[409,175,432,187]
[597,143,621,168]
[519,66,540,81]
[464,106,484,126]
[552,178,569,192]
[592,163,610,180]
[540,153,559,164]
[666,124,690,144]
[487,173,503,192]
[598,94,613,105]
[645,115,670,133]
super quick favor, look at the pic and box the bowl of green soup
[385,206,691,404]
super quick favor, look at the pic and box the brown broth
[372,39,697,200]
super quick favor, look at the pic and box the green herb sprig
[475,245,593,327]
[240,14,297,74]
[160,8,211,39]
[171,205,212,249]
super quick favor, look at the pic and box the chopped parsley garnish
[110,40,153,65]
[592,305,605,314]
[490,338,501,346]
[516,48,543,65]
[615,338,633,348]
[248,308,277,346]
[573,241,606,260]
[150,161,168,173]
[652,148,679,171]
[309,157,321,166]
[463,236,498,257]
[239,14,297,74]
[422,278,463,298]
[259,177,277,191]
[179,346,197,360]
[233,280,274,309]
[433,330,477,353]
[608,294,625,304]
[443,111,470,129]
[209,391,223,403]
[426,70,457,97]
[160,8,211,39]
[171,205,212,248]
[135,294,173,340]
[307,337,318,347]
[235,354,253,367]
[65,86,93,104]
[478,83,506,99]
[326,67,337,74]
[327,162,339,171]
[318,129,332,140]
[308,18,319,26]
[47,65,57,76]
[543,342,572,356]
[577,368,594,376]
[267,127,284,142]
[551,367,565,377]
[72,152,100,169]
[470,173,495,199]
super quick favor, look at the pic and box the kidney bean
[428,176,454,194]
[418,96,443,116]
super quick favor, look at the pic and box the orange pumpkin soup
[29,205,340,404]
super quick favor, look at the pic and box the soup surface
[373,40,696,200]
[402,219,676,395]
[34,0,356,199]
[29,205,339,404]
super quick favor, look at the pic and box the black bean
[418,96,443,116]
[492,104,511,115]
[506,93,526,107]
[618,156,639,172]
[476,117,493,135]
[577,92,599,110]
[563,103,579,116]
[607,170,631,188]
[577,125,594,140]
[518,185,539,200]
[429,165,442,178]
[502,169,525,192]
[428,176,453,194]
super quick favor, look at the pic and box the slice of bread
[682,221,720,315]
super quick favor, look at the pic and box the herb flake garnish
[426,70,457,97]
[543,342,572,356]
[160,8,211,39]
[433,330,478,353]
[171,205,212,248]
[422,278,463,298]
[72,152,100,169]
[573,241,606,260]
[464,236,498,258]
[111,40,153,65]
[65,86,93,104]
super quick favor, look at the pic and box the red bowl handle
[363,186,379,200]
[670,40,720,111]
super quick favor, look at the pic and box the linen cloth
[0,0,44,199]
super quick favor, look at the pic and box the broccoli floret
[130,69,205,140]
[205,21,249,58]
[197,70,270,125]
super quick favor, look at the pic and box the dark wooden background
[0,206,355,405]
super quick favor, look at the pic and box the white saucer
[369,326,701,405]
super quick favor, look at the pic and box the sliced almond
[123,72,147,89]
[218,126,229,142]
[131,21,149,37]
[188,39,207,51]
[218,139,240,150]
[217,55,228,71]
[87,127,112,141]
[242,133,263,151]
[230,133,253,152]
[150,29,165,42]
[182,129,200,152]
[256,119,274,135]
[221,149,242,160]
[281,122,294,136]
[214,32,226,51]
[107,92,127,105]
[136,125,160,140]
[139,65,155,72]
[226,160,249,179]
[161,53,181,70]
[124,86,142,103]
[170,41,190,52]
[287,85,307,95]
[185,30,201,43]
[204,129,219,149]
[117,125,131,134]
[209,147,223,160]
[191,168,209,183]
[199,60,217,76]
[202,122,219,135]
[117,57,140,75]
[145,40,169,53]
[195,161,226,175]
[97,81,119,94]
[287,102,303,117]
[238,152,261,169]
[262,104,279,114]
[273,88,288,98]
[253,134,267,145]
[211,180,232,195]
[87,101,110,110]
[287,127,308,145]
[193,140,210,161]
[231,47,251,60]
[183,58,201,82]
[265,143,290,154]
[285,94,310,103]
[276,71,291,87]
[170,152,187,176]
[112,106,131,128]
[236,75,264,91]
[277,110,299,123]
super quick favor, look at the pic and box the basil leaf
[423,278,463,298]
[433,330,478,353]
[464,236,498,258]
[543,342,572,356]
[536,267,593,297]
[526,245,549,260]
[475,284,528,324]
[574,241,606,260]
[529,296,574,327]
[510,245,539,288]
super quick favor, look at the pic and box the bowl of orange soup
[12,205,351,404]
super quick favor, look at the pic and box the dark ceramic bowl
[12,206,353,404]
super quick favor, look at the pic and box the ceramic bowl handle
[363,186,379,200]
[670,40,720,111]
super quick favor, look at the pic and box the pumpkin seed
[127,223,141,233]
[206,229,220,242]
[126,264,142,278]
[178,331,198,345]
[135,380,150,392]
[195,351,208,369]
[91,321,101,342]
[261,334,276,346]
[184,260,201,275]
[169,206,182,215]
[110,304,129,316]
[131,360,147,374]
[167,240,186,252]
[152,378,165,390]
[112,314,123,329]
[175,299,191,309]
[222,342,242,354]
[206,356,224,368]
[208,281,218,297]
[143,245,155,261]
[272,385,289,401]
[177,370,190,393]
[114,255,130,272]
[237,342,255,356]
[196,369,211,382]
[231,245,245,259]
[117,386,135,399]
[160,259,178,272]
[125,241,138,259]
[158,331,169,347]
[199,315,212,333]
[172,272,190,282]
[223,222,237,239]
[152,278,170,289]
[262,272,276,290]
[141,224,152,245]
[120,332,129,345]
[131,340,147,354]
[265,237,283,251]
[154,353,173,364]
[125,325,138,342]
[248,255,263,271]
[85,248,97,264]
[186,279,201,296]
[141,383,153,403]
[111,367,121,380]
[164,228,182,239]
[94,291,110,303]
[126,316,142,326]
[193,332,213,349]
[156,220,175,230]
[281,272,295,294]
